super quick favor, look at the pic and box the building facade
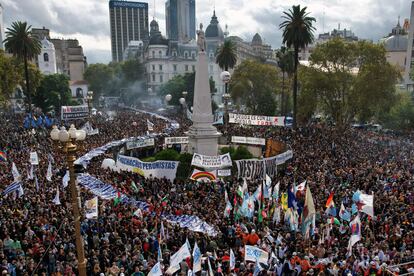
[381,20,408,74]
[0,3,4,50]
[109,0,149,62]
[165,0,196,42]
[37,37,57,75]
[123,40,145,61]
[146,19,197,93]
[32,27,87,81]
[404,1,414,90]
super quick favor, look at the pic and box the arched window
[159,50,162,57]
[76,88,83,98]
[184,52,188,59]
[43,53,49,62]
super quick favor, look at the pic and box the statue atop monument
[197,23,206,52]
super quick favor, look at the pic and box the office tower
[165,0,195,42]
[109,0,149,62]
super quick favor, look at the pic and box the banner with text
[191,153,232,169]
[126,138,155,150]
[61,105,89,120]
[236,150,293,179]
[85,197,98,219]
[165,137,189,145]
[117,155,179,181]
[231,136,266,146]
[217,169,232,177]
[244,245,269,264]
[229,113,285,126]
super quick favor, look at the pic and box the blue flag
[287,188,298,209]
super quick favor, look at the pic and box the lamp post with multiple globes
[86,91,93,116]
[50,125,87,276]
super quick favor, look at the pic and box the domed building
[381,20,408,73]
[146,19,197,93]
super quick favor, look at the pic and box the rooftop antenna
[322,11,325,33]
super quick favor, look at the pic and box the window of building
[192,65,195,72]
[43,53,49,62]
[159,50,162,57]
[152,51,155,58]
[173,64,177,71]
[152,74,155,82]
[173,51,177,57]
[159,64,163,71]
[191,52,195,59]
[185,65,189,71]
[184,52,188,59]
[76,88,83,98]
[152,64,155,71]
[160,75,163,83]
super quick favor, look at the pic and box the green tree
[33,74,73,113]
[120,59,145,84]
[4,21,41,114]
[279,5,316,128]
[216,40,237,71]
[0,50,22,103]
[276,46,295,115]
[84,63,114,100]
[381,91,414,130]
[298,38,399,126]
[229,60,280,115]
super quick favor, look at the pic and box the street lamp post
[220,71,231,136]
[87,91,94,117]
[50,125,87,276]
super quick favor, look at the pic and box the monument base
[187,123,222,156]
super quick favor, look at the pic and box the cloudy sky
[1,0,410,64]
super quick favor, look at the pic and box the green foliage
[0,50,22,102]
[84,63,114,99]
[229,60,280,115]
[33,74,73,113]
[298,38,400,126]
[154,149,180,161]
[216,39,237,70]
[159,72,215,107]
[276,47,295,115]
[279,5,316,128]
[381,92,414,131]
[220,146,253,160]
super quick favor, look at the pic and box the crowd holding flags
[23,113,54,129]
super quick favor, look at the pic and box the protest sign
[244,245,269,264]
[61,105,89,120]
[165,137,189,145]
[229,113,285,126]
[231,136,266,146]
[85,197,98,219]
[126,138,155,150]
[190,169,217,182]
[30,152,39,165]
[217,169,232,177]
[117,155,179,181]
[191,153,232,169]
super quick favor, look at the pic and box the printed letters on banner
[217,169,232,177]
[165,136,189,145]
[61,105,89,120]
[229,113,285,126]
[191,153,232,169]
[117,155,179,181]
[236,150,293,179]
[231,136,266,146]
[85,197,98,219]
[126,138,155,150]
[29,152,39,165]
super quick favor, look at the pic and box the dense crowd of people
[0,108,413,275]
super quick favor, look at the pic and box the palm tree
[276,46,295,115]
[279,5,315,128]
[4,21,41,114]
[216,40,237,72]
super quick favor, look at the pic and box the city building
[380,19,408,74]
[70,80,89,103]
[165,0,196,42]
[404,1,414,90]
[227,33,273,65]
[146,19,197,93]
[109,0,149,62]
[299,26,359,61]
[123,40,145,61]
[37,37,57,75]
[0,2,4,50]
[32,27,87,81]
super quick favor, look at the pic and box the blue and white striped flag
[2,182,23,196]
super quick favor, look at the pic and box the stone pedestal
[187,51,221,156]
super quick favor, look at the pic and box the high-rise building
[109,0,149,62]
[0,3,4,50]
[165,0,195,42]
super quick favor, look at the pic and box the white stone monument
[187,24,221,156]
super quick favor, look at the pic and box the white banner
[117,155,179,181]
[229,113,285,126]
[61,105,89,120]
[231,136,266,145]
[217,169,232,177]
[85,197,98,219]
[126,138,155,150]
[165,137,189,145]
[190,169,217,182]
[30,152,39,165]
[244,245,269,264]
[191,153,232,169]
[236,150,293,179]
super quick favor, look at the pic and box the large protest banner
[126,138,155,150]
[191,153,232,169]
[236,150,293,179]
[229,113,285,126]
[244,245,269,264]
[231,136,266,146]
[61,105,89,120]
[165,137,189,145]
[117,155,179,181]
